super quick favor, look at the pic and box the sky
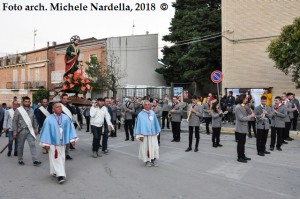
[0,0,175,58]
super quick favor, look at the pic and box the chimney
[47,42,49,47]
[52,41,57,46]
[146,31,149,35]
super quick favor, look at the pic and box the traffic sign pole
[217,82,221,108]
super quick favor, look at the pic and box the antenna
[33,29,37,50]
[132,20,135,35]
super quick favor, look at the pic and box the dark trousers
[91,125,102,152]
[102,125,109,151]
[248,121,256,136]
[283,122,291,140]
[171,121,181,141]
[236,132,247,159]
[111,121,117,137]
[124,119,134,139]
[270,127,283,148]
[227,112,234,123]
[84,116,90,132]
[292,111,298,130]
[256,128,269,152]
[117,116,121,129]
[204,117,211,134]
[162,111,170,129]
[188,126,200,149]
[212,127,221,145]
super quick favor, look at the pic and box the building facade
[222,0,300,103]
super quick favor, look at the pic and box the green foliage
[85,56,107,92]
[156,0,221,89]
[267,17,300,88]
[85,54,126,98]
[32,89,49,105]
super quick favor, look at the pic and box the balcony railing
[6,81,46,90]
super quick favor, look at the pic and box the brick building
[222,0,300,104]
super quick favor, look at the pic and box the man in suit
[170,96,182,142]
[235,94,255,163]
[254,96,272,156]
[290,93,300,130]
[270,96,287,151]
[161,94,170,129]
[226,91,235,124]
[185,96,202,152]
[122,97,135,141]
[281,93,295,143]
[34,98,52,154]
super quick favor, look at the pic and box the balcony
[6,81,46,90]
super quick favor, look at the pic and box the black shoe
[257,152,265,156]
[66,155,73,160]
[243,156,251,161]
[33,161,42,166]
[237,158,247,163]
[175,140,180,142]
[217,144,223,147]
[167,127,170,129]
[131,138,134,141]
[213,144,217,148]
[125,138,129,141]
[248,134,252,138]
[206,133,210,135]
[277,147,282,151]
[86,130,89,132]
[194,148,198,152]
[264,151,271,154]
[282,141,288,144]
[70,145,75,149]
[14,151,18,156]
[18,161,25,165]
[58,176,65,184]
[270,147,274,151]
[171,139,175,142]
[285,137,293,141]
[7,151,11,157]
[185,147,192,152]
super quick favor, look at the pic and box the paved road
[0,124,299,199]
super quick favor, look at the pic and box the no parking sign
[211,70,223,83]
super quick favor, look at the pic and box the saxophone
[168,103,176,119]
[187,103,196,122]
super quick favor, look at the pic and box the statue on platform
[64,35,81,77]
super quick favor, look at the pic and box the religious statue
[64,35,81,77]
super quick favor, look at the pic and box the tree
[85,53,127,98]
[32,89,49,105]
[267,17,300,88]
[156,0,221,93]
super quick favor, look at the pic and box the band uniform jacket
[284,100,294,121]
[110,104,117,122]
[270,104,287,128]
[134,102,143,116]
[211,110,223,128]
[162,99,170,112]
[187,104,202,127]
[254,105,271,130]
[121,101,135,120]
[152,105,162,127]
[170,103,182,123]
[12,106,38,133]
[235,104,253,133]
[202,102,211,118]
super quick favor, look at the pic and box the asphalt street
[0,123,300,199]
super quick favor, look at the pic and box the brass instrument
[168,103,176,119]
[208,99,217,116]
[187,103,196,122]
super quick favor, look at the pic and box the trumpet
[208,99,217,116]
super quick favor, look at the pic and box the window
[21,69,25,82]
[13,70,18,82]
[35,68,40,82]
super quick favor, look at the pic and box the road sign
[211,70,223,83]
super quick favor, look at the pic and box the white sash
[60,103,72,120]
[8,109,14,119]
[17,106,36,139]
[39,106,50,117]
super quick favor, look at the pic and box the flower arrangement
[61,71,93,94]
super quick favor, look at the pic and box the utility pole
[33,29,37,50]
